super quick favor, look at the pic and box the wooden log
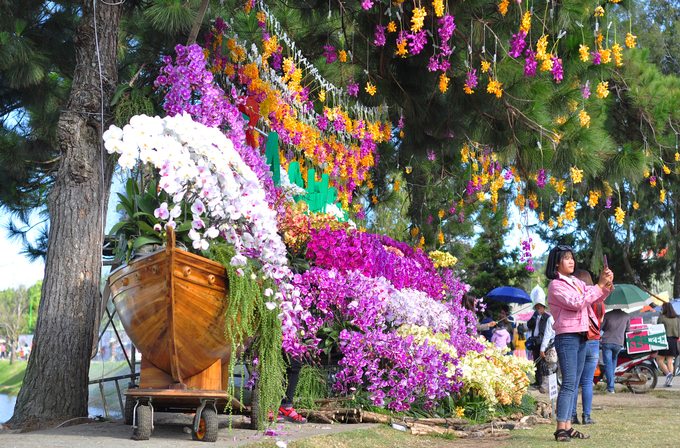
[362,411,389,424]
[297,409,334,424]
[402,417,469,426]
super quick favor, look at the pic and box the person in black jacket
[527,295,552,390]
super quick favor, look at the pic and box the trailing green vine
[293,365,327,410]
[210,243,286,430]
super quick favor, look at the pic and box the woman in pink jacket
[545,245,613,442]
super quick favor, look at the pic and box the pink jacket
[491,327,511,349]
[547,273,611,336]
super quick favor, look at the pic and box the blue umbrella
[486,286,532,304]
[653,298,680,314]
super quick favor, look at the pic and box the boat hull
[109,228,232,383]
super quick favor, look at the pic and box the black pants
[282,353,302,407]
[532,348,545,386]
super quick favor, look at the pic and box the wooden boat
[109,226,234,391]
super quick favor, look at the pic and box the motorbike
[593,350,658,393]
[556,349,658,394]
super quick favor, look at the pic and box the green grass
[0,360,27,393]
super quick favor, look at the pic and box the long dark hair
[462,291,477,312]
[573,269,594,286]
[662,302,679,319]
[545,245,578,280]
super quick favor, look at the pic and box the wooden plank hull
[109,228,233,383]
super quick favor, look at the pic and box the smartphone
[603,255,608,268]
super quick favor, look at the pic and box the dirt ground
[1,412,379,447]
[1,385,676,448]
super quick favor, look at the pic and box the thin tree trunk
[8,0,122,428]
[673,201,680,298]
[187,0,211,46]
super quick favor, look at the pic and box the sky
[0,177,124,291]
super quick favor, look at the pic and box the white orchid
[105,114,291,278]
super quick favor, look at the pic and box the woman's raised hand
[598,267,614,289]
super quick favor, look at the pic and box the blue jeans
[555,333,587,423]
[602,343,623,392]
[571,339,599,416]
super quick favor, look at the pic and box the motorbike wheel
[626,364,657,394]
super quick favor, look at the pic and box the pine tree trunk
[673,201,680,299]
[8,0,122,427]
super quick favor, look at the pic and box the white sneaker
[665,373,673,387]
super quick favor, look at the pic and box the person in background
[513,324,528,358]
[501,304,517,337]
[0,342,6,359]
[570,269,604,425]
[656,302,679,387]
[480,308,495,340]
[527,295,552,392]
[491,323,512,351]
[546,245,613,442]
[600,307,631,394]
[462,291,497,336]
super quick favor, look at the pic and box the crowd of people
[467,243,680,443]
[0,342,31,361]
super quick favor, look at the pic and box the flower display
[104,113,291,280]
[458,338,534,406]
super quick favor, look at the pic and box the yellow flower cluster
[612,43,623,66]
[579,44,590,62]
[588,190,601,207]
[633,202,639,210]
[661,189,666,202]
[676,153,680,162]
[226,38,246,62]
[600,48,612,64]
[663,165,671,174]
[579,109,591,128]
[394,179,401,191]
[594,6,605,17]
[565,200,577,221]
[556,180,566,195]
[365,82,377,96]
[387,21,397,33]
[520,11,531,33]
[570,166,583,184]
[626,33,637,49]
[539,212,545,221]
[487,79,503,98]
[396,38,409,57]
[428,248,458,268]
[536,35,548,60]
[338,50,347,62]
[458,338,535,406]
[318,89,326,102]
[432,0,445,17]
[498,0,509,16]
[411,7,427,32]
[481,61,491,73]
[439,74,450,93]
[615,206,625,224]
[556,116,567,125]
[411,228,420,237]
[405,165,413,174]
[540,55,554,72]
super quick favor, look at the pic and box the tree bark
[8,0,121,427]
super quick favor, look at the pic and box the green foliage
[293,365,327,409]
[210,243,286,430]
[112,85,156,128]
[143,0,196,35]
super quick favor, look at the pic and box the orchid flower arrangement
[104,113,290,280]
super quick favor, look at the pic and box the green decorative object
[264,132,281,186]
[286,162,338,213]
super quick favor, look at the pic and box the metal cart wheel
[192,407,218,442]
[123,395,135,426]
[132,404,153,440]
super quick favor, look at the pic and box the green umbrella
[604,284,650,310]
